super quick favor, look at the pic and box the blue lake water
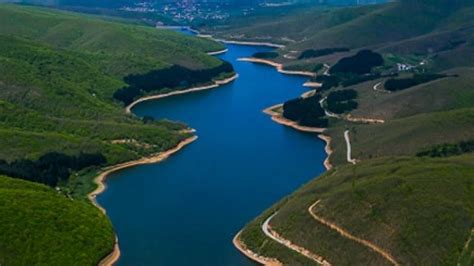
[97,43,327,266]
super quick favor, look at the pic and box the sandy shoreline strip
[207,48,229,56]
[318,134,333,170]
[238,58,316,77]
[263,104,332,170]
[263,104,326,134]
[233,231,282,266]
[98,236,120,266]
[303,81,322,88]
[125,73,238,113]
[89,136,198,266]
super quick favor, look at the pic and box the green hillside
[240,155,474,265]
[234,1,474,265]
[0,175,115,265]
[0,4,224,73]
[212,0,474,72]
[0,4,234,264]
[0,4,232,197]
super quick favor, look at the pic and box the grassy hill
[240,155,474,265]
[233,1,474,265]
[211,0,474,73]
[0,175,115,265]
[0,4,224,73]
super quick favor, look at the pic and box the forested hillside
[0,175,115,265]
[0,5,230,191]
[0,4,231,264]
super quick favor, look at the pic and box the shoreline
[238,57,316,77]
[98,236,120,266]
[234,51,334,264]
[263,104,332,169]
[263,104,326,134]
[233,231,282,266]
[303,81,322,88]
[318,134,333,170]
[89,136,199,266]
[125,73,239,114]
[207,48,229,56]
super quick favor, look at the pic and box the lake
[97,42,327,266]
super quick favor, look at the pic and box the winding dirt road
[262,213,332,265]
[308,200,399,266]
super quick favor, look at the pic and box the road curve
[262,213,331,265]
[344,130,357,164]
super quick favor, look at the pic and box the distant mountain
[3,0,388,8]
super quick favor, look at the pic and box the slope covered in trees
[0,4,229,190]
[0,5,231,263]
[0,175,115,265]
[283,95,328,128]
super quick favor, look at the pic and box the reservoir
[98,42,327,266]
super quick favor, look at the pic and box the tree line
[385,73,448,91]
[417,140,474,157]
[309,50,385,91]
[283,94,328,128]
[252,51,279,59]
[326,89,358,114]
[0,152,106,187]
[114,62,234,105]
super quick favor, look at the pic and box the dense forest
[417,140,474,157]
[385,73,448,91]
[312,75,340,91]
[283,95,328,127]
[252,51,279,59]
[326,89,358,114]
[329,50,383,75]
[0,153,106,187]
[298,47,350,59]
[114,62,234,105]
[310,50,384,91]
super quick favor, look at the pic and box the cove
[97,43,327,266]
